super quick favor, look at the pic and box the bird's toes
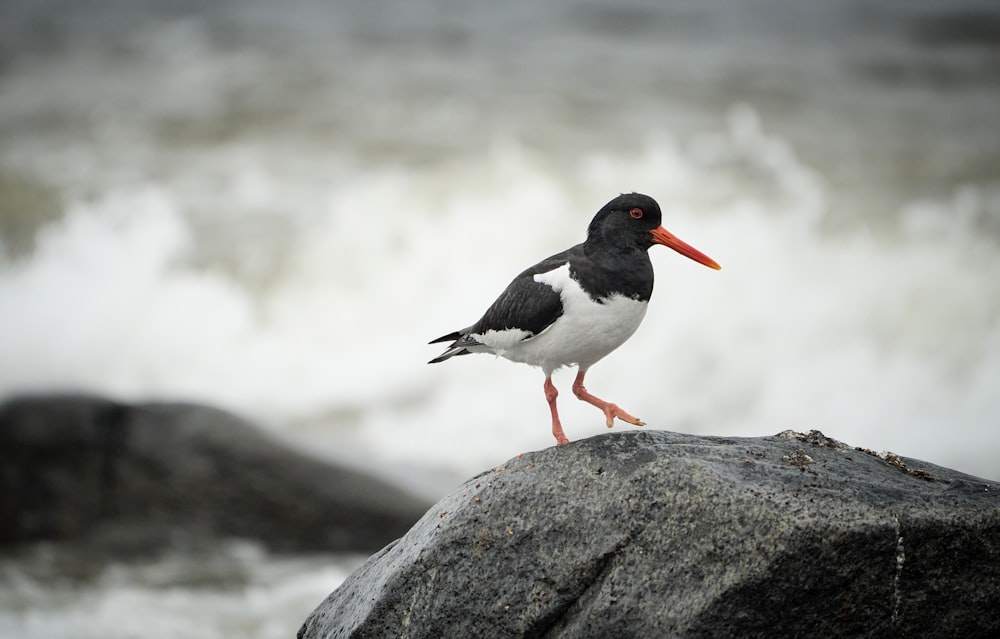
[614,407,644,427]
[602,410,617,428]
[603,404,644,428]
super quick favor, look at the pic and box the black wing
[428,247,578,363]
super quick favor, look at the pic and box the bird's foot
[571,375,645,429]
[599,404,645,429]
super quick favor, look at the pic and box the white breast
[488,263,648,374]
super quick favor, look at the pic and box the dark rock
[299,430,1000,639]
[0,394,429,555]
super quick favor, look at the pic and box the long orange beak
[650,226,721,270]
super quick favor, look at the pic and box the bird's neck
[576,241,654,301]
[583,238,650,263]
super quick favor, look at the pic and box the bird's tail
[428,331,475,364]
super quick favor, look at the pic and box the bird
[428,192,720,445]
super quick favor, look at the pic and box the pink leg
[544,376,570,445]
[572,369,645,429]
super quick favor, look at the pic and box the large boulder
[0,395,429,555]
[299,430,1000,638]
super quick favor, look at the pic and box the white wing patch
[470,327,533,351]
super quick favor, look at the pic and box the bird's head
[587,192,721,270]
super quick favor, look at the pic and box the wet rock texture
[0,395,428,555]
[300,430,1000,638]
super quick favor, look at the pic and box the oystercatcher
[429,193,720,445]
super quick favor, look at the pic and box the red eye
[629,208,643,219]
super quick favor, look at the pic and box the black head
[586,193,663,252]
[586,192,722,269]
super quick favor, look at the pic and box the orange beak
[650,226,721,270]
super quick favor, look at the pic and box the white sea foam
[3,125,996,484]
[0,545,360,639]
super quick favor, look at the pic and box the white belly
[479,263,648,374]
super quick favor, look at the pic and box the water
[1,0,999,636]
[0,543,362,639]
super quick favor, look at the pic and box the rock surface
[0,395,429,555]
[300,430,1000,638]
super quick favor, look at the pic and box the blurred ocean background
[1,0,999,636]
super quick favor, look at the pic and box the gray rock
[299,430,1000,638]
[0,395,429,555]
